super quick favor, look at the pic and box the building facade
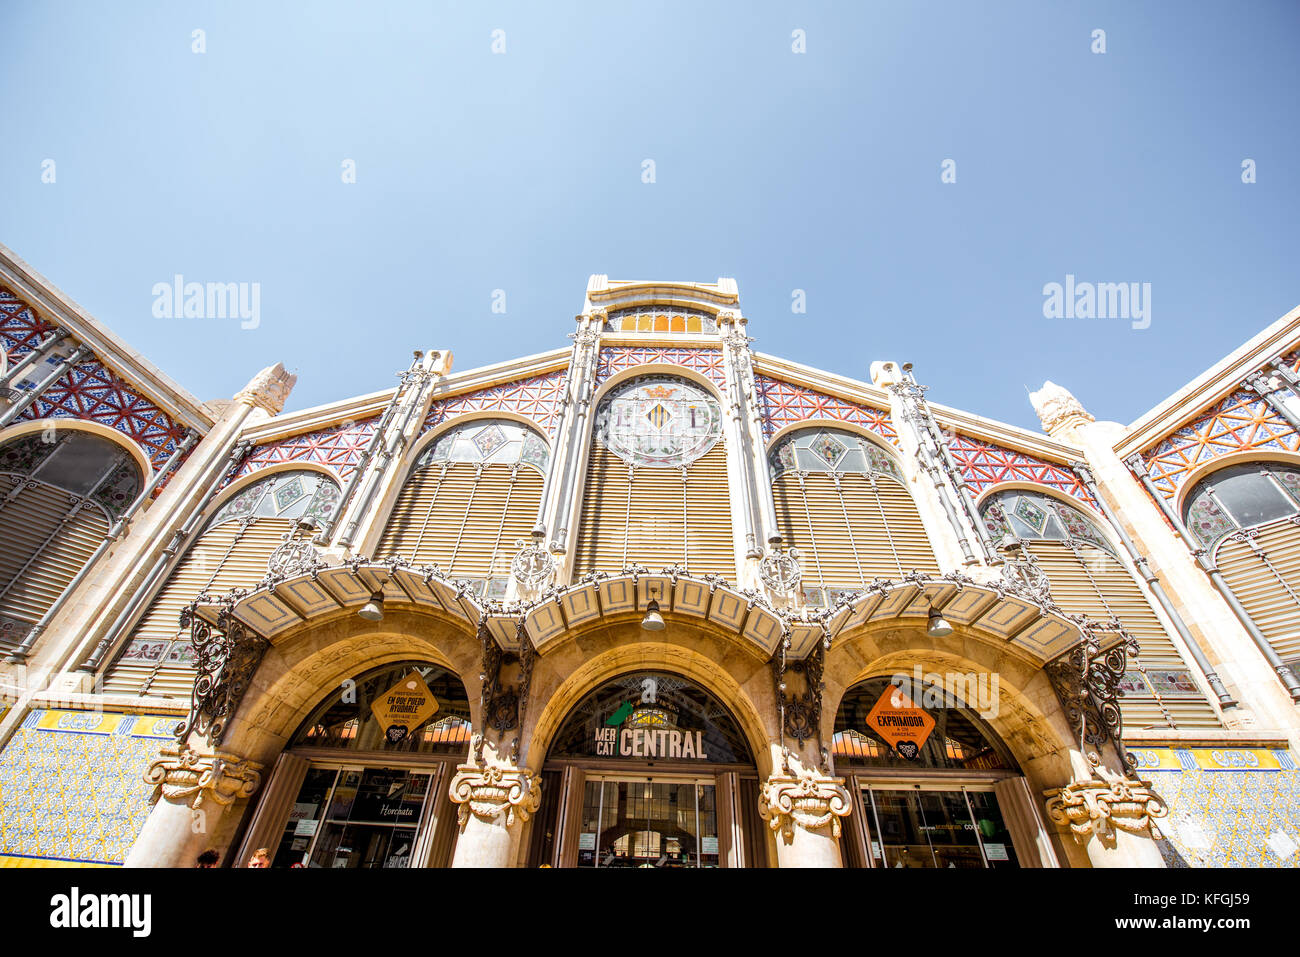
[0,246,1297,868]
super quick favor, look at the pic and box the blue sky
[3,1,1298,432]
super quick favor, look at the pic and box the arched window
[1183,461,1300,681]
[980,489,1220,729]
[573,376,734,578]
[608,306,717,335]
[103,469,340,698]
[375,419,548,599]
[0,431,143,655]
[768,427,937,606]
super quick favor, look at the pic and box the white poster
[983,842,1009,861]
[578,832,596,850]
[701,836,719,855]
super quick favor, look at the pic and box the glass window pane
[1213,470,1295,527]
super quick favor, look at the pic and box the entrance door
[863,787,1019,868]
[576,776,719,868]
[272,766,435,868]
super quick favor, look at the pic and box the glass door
[862,786,1019,869]
[576,776,719,868]
[271,765,434,868]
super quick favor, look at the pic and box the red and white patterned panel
[948,433,1093,506]
[2,287,189,473]
[230,417,379,487]
[754,373,898,447]
[422,369,568,438]
[596,346,726,390]
[1139,387,1299,502]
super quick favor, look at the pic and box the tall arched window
[375,418,548,599]
[0,431,142,655]
[1182,461,1300,681]
[573,376,734,578]
[769,427,938,607]
[103,469,340,698]
[981,488,1220,729]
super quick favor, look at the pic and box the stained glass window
[1183,462,1300,548]
[607,305,717,335]
[767,427,901,480]
[593,376,723,468]
[0,431,143,521]
[979,489,1116,556]
[212,470,342,528]
[416,419,549,472]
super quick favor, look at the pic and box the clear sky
[3,1,1298,432]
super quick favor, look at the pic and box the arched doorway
[831,676,1056,868]
[528,671,763,868]
[244,660,471,869]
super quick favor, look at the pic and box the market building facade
[0,244,1297,868]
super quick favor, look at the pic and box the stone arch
[218,608,482,767]
[823,622,1079,794]
[522,621,776,779]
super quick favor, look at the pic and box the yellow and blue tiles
[1132,747,1300,867]
[0,709,180,867]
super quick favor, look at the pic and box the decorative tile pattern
[595,346,726,390]
[1140,389,1300,501]
[947,433,1094,506]
[0,709,180,866]
[230,417,379,486]
[1129,748,1300,868]
[754,374,898,445]
[422,369,568,438]
[1,287,191,475]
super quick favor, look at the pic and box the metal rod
[0,345,92,428]
[5,430,198,662]
[1124,454,1300,701]
[0,329,69,392]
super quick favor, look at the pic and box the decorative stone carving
[234,362,297,415]
[759,544,802,596]
[266,535,322,579]
[448,764,542,830]
[1029,380,1094,437]
[758,767,851,840]
[1044,752,1167,840]
[511,536,556,592]
[143,743,262,809]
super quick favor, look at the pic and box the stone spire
[234,362,297,415]
[1030,380,1094,439]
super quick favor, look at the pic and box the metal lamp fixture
[925,599,953,638]
[358,589,386,622]
[641,586,665,631]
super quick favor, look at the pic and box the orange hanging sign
[370,671,439,744]
[866,684,936,760]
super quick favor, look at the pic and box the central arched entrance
[527,671,763,868]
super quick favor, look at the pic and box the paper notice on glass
[983,842,1009,861]
[701,836,719,855]
[294,819,319,837]
[578,833,596,850]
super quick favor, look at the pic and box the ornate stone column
[124,743,262,868]
[758,762,852,867]
[1044,750,1167,867]
[447,761,541,868]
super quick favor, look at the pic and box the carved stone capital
[1044,757,1167,841]
[448,764,541,830]
[143,744,262,810]
[758,768,852,840]
[234,362,297,415]
[1029,380,1094,437]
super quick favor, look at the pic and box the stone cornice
[1115,301,1300,459]
[237,347,571,444]
[0,242,215,433]
[752,352,1083,463]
